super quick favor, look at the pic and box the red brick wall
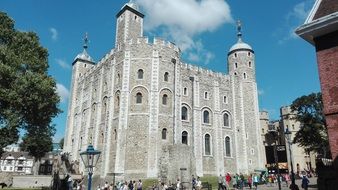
[315,31,338,159]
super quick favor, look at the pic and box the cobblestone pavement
[227,177,317,190]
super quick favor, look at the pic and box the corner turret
[227,20,255,81]
[115,0,144,48]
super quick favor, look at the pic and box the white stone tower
[64,34,95,161]
[115,0,144,47]
[227,21,264,173]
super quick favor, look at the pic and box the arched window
[162,128,167,140]
[164,72,169,82]
[225,136,231,157]
[162,94,168,105]
[114,129,117,140]
[117,73,120,83]
[243,73,247,79]
[234,72,237,76]
[223,113,229,127]
[235,62,238,68]
[137,69,144,79]
[234,53,237,58]
[183,87,187,95]
[248,52,251,56]
[116,95,120,108]
[203,110,209,124]
[182,106,188,121]
[205,134,211,155]
[204,92,208,99]
[249,62,252,67]
[223,96,227,103]
[182,131,188,145]
[136,92,142,104]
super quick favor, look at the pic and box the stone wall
[12,175,51,188]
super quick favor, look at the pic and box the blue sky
[1,0,320,141]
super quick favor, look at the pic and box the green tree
[290,92,331,158]
[0,12,61,159]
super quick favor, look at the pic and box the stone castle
[64,1,264,180]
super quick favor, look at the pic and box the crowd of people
[65,171,312,190]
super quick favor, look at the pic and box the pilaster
[147,50,160,177]
[115,51,131,174]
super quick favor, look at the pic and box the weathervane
[83,32,89,50]
[237,20,242,42]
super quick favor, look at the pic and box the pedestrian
[218,174,224,190]
[176,179,181,190]
[225,172,231,189]
[301,175,309,190]
[253,174,259,190]
[137,179,143,190]
[247,174,252,189]
[196,177,202,190]
[192,175,197,190]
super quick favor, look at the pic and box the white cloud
[136,0,232,63]
[187,40,215,64]
[55,59,71,70]
[49,27,58,41]
[258,89,265,96]
[278,0,314,44]
[56,83,70,103]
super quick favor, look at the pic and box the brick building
[296,0,338,181]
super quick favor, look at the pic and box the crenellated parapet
[123,36,180,52]
[180,62,229,81]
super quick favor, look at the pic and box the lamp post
[80,144,101,190]
[268,127,281,190]
[284,128,296,188]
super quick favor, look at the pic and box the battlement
[259,111,269,120]
[280,106,296,116]
[125,37,180,52]
[181,62,228,79]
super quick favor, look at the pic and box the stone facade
[260,107,316,174]
[64,2,264,181]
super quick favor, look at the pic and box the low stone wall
[12,175,52,188]
[0,172,13,186]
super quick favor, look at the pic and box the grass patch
[142,178,158,189]
[200,175,218,190]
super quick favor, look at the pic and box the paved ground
[228,177,317,190]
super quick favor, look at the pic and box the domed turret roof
[229,20,253,53]
[74,33,94,62]
[229,41,252,52]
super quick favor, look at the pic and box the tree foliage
[290,92,331,158]
[0,12,61,158]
